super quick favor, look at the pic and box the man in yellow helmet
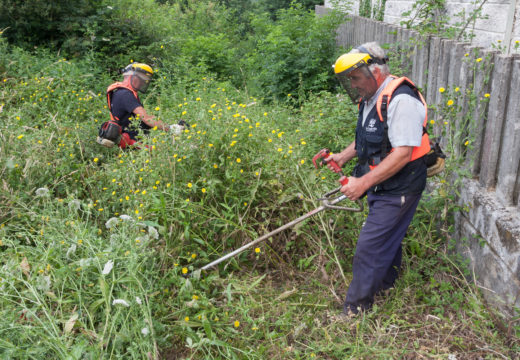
[325,42,431,316]
[97,63,186,148]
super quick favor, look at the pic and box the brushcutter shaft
[199,194,348,271]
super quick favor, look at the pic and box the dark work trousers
[344,192,422,314]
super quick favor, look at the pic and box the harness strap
[106,82,140,123]
[375,76,430,164]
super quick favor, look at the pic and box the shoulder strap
[376,76,429,161]
[106,82,140,122]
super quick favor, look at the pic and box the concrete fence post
[426,37,441,106]
[449,42,470,158]
[415,35,430,91]
[466,48,496,177]
[495,59,520,206]
[402,29,413,78]
[479,54,513,190]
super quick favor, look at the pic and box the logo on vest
[366,118,377,133]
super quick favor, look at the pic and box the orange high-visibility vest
[106,82,140,122]
[374,76,431,165]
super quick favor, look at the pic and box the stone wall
[316,5,520,316]
[324,0,520,51]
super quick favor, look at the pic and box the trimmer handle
[313,148,346,185]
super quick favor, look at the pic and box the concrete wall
[324,0,520,52]
[316,5,520,316]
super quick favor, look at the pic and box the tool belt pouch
[97,121,121,147]
[425,142,446,177]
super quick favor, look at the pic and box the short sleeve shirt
[362,77,425,148]
[110,89,151,138]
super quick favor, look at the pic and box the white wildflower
[135,296,142,305]
[68,199,81,211]
[148,226,159,240]
[101,260,114,275]
[141,327,149,336]
[79,258,93,267]
[112,299,130,307]
[36,275,51,292]
[135,235,148,245]
[105,217,119,229]
[119,215,133,222]
[66,244,77,258]
[35,187,49,197]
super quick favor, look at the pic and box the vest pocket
[365,134,383,144]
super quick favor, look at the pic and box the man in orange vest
[326,42,431,316]
[97,63,185,148]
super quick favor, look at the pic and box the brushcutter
[194,149,363,274]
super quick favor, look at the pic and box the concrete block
[495,59,520,206]
[457,178,520,315]
[479,54,513,189]
[315,5,329,16]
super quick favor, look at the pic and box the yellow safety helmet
[333,53,373,76]
[122,63,154,93]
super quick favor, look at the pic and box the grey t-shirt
[362,77,425,148]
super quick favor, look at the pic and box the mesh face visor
[127,71,152,93]
[335,70,361,104]
[333,53,373,104]
[335,65,375,104]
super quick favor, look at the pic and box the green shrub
[245,4,345,101]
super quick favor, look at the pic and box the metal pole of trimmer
[196,149,362,273]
